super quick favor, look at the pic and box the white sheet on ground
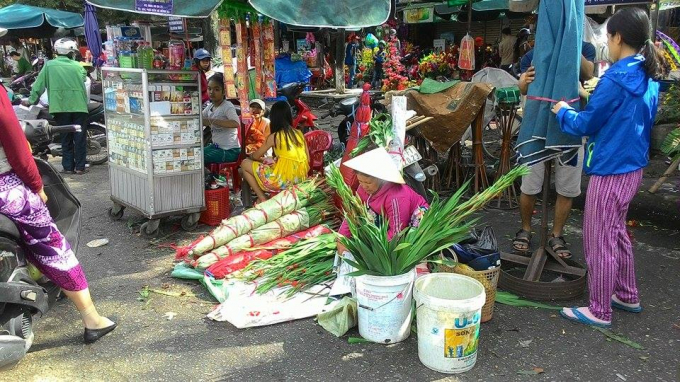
[206,279,333,328]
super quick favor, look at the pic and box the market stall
[103,67,205,235]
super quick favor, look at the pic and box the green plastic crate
[495,86,521,105]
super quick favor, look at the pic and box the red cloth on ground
[0,86,43,193]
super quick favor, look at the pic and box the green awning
[249,0,391,28]
[0,4,84,30]
[85,0,223,18]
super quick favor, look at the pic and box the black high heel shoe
[83,321,117,344]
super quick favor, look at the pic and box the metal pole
[652,0,661,34]
[335,28,346,94]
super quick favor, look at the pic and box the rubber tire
[86,139,108,165]
[87,125,107,148]
[107,207,124,221]
[140,222,159,237]
[404,173,427,200]
[180,214,199,232]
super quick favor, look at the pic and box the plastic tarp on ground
[85,0,221,18]
[249,0,391,28]
[275,57,312,87]
[515,0,584,166]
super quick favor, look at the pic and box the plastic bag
[364,33,378,49]
[317,297,358,337]
[451,226,498,264]
[458,34,475,71]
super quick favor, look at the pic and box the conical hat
[344,147,405,184]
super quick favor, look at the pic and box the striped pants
[584,169,643,321]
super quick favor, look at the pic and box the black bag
[451,226,498,264]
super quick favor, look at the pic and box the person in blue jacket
[552,7,662,328]
[345,35,360,89]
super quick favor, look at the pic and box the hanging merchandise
[262,20,277,98]
[252,20,264,97]
[365,33,378,49]
[458,34,475,71]
[235,19,251,120]
[219,19,238,99]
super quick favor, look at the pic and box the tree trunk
[335,28,346,94]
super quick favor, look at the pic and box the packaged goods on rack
[107,117,148,173]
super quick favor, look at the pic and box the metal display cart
[102,67,205,236]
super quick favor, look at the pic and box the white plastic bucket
[355,269,416,344]
[414,273,486,374]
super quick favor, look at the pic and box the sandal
[512,229,532,253]
[548,235,572,259]
[560,307,611,328]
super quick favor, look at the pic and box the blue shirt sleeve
[520,49,533,74]
[556,76,622,137]
[581,42,596,62]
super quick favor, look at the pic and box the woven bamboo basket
[437,248,500,323]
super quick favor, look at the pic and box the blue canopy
[0,4,84,30]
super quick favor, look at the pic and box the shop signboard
[168,17,184,33]
[659,0,680,9]
[433,39,446,52]
[403,7,434,24]
[584,0,652,5]
[135,0,173,15]
[296,39,310,52]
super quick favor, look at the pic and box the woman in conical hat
[336,147,429,254]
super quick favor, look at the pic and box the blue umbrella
[516,0,584,166]
[84,2,103,67]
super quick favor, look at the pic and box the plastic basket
[437,248,500,323]
[199,187,230,226]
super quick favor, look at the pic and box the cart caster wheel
[181,213,200,232]
[108,206,124,221]
[140,221,160,237]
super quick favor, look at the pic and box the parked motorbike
[25,102,107,165]
[331,97,429,199]
[329,92,387,147]
[277,82,318,132]
[0,124,82,371]
[9,72,38,96]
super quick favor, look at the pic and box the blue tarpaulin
[516,0,584,166]
[84,3,103,67]
[275,56,312,87]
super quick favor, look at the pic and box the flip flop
[611,298,643,313]
[560,307,611,328]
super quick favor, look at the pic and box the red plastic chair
[304,130,332,176]
[207,118,251,192]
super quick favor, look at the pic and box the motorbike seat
[339,97,360,115]
[87,102,103,114]
[277,82,303,103]
[0,214,20,240]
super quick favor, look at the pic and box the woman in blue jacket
[552,8,662,328]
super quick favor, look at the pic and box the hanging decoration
[252,19,264,97]
[235,19,251,119]
[262,20,277,98]
[458,34,475,71]
[219,19,238,99]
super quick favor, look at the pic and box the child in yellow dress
[240,101,309,203]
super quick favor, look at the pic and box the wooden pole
[335,28,346,94]
[648,156,680,193]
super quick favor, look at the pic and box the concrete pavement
[4,160,679,382]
